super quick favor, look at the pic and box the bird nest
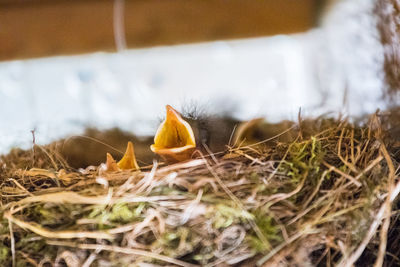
[0,111,399,267]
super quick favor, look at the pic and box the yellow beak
[118,141,140,170]
[150,105,196,162]
[105,141,140,171]
[106,152,119,171]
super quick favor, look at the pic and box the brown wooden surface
[0,0,321,60]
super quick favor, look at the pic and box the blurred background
[0,0,385,153]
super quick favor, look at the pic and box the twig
[8,178,34,197]
[157,159,206,173]
[337,128,358,173]
[82,248,101,267]
[4,212,114,240]
[8,216,15,267]
[322,161,361,187]
[14,191,185,206]
[354,155,384,180]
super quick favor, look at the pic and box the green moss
[249,172,261,181]
[88,205,110,227]
[152,227,198,259]
[281,136,325,185]
[12,233,57,266]
[254,214,280,242]
[208,203,253,229]
[88,202,147,229]
[246,210,281,253]
[0,245,9,264]
[247,234,269,253]
[193,245,215,265]
[108,202,136,222]
[17,234,46,252]
[31,203,77,227]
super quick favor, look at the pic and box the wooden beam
[0,0,319,60]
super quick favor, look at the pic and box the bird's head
[151,105,197,162]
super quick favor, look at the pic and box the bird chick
[151,105,240,162]
[105,141,140,171]
[151,105,197,162]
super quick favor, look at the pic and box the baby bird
[151,105,197,162]
[151,105,239,162]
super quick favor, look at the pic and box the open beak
[151,105,196,162]
[118,141,140,170]
[106,153,119,171]
[105,141,140,171]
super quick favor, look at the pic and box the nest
[0,112,399,266]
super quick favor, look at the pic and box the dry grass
[0,112,399,266]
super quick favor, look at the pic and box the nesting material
[0,112,399,266]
